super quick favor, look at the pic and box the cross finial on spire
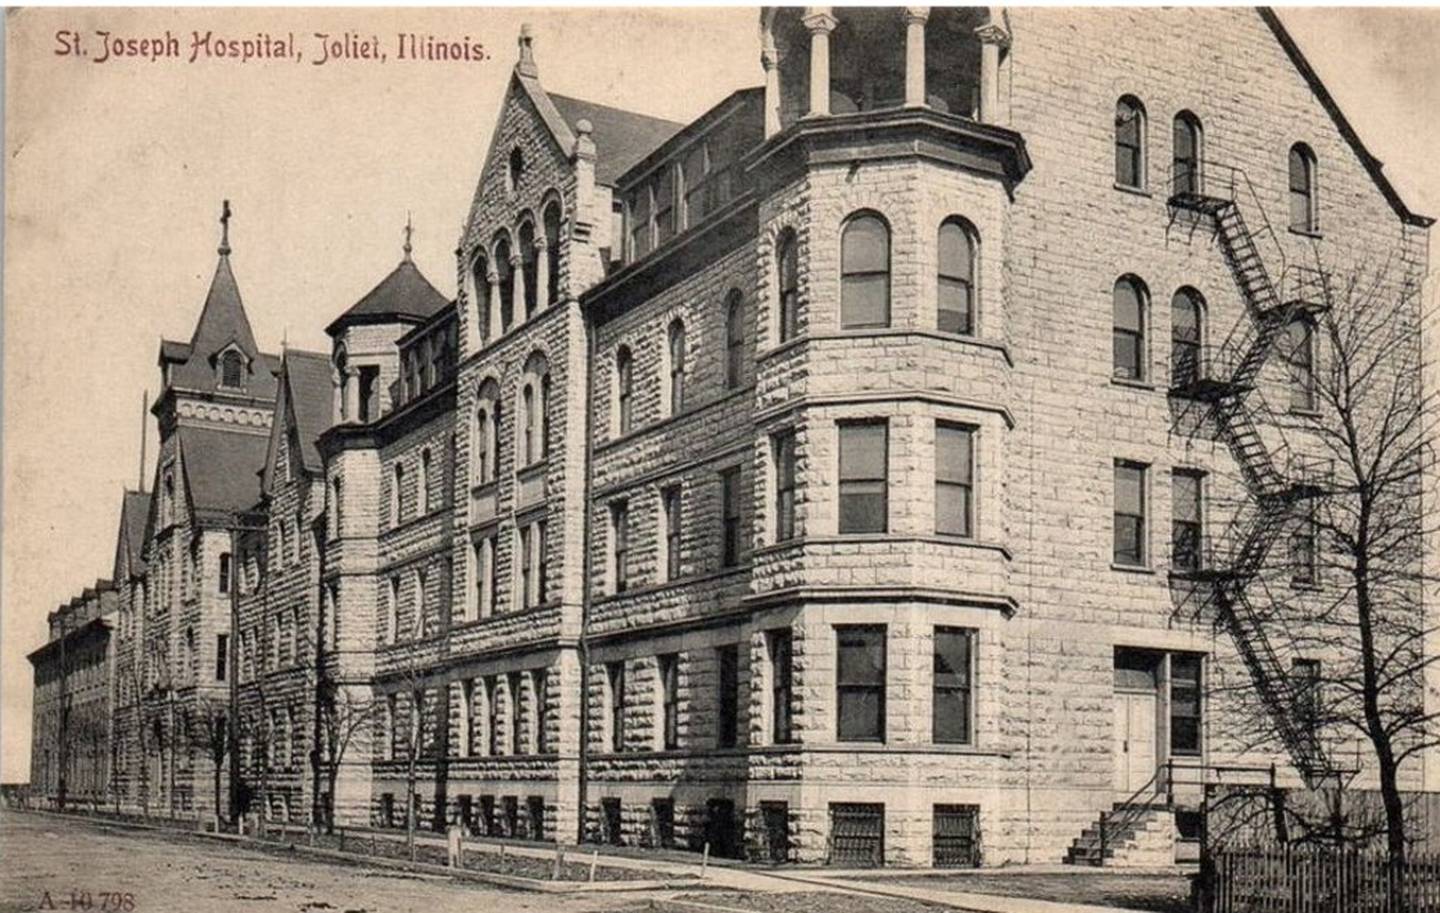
[218,199,232,257]
[403,212,414,262]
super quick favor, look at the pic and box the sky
[3,6,1439,782]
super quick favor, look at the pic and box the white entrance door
[1113,691,1158,795]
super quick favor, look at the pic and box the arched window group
[543,201,563,308]
[495,237,515,332]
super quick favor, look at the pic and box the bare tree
[1212,260,1437,888]
[314,679,377,834]
[188,695,230,826]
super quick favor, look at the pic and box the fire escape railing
[1167,160,1335,787]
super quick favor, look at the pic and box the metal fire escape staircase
[1167,163,1335,788]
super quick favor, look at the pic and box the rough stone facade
[28,7,1433,869]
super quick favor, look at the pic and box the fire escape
[1166,162,1335,788]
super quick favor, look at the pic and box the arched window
[1115,96,1146,189]
[725,291,745,390]
[777,229,799,343]
[840,213,890,329]
[519,221,538,319]
[1113,276,1149,381]
[221,350,244,388]
[473,380,501,485]
[392,463,405,525]
[1289,143,1318,232]
[471,254,490,342]
[495,237,515,332]
[1286,317,1316,411]
[1171,288,1204,388]
[667,319,686,415]
[420,448,433,515]
[522,383,537,465]
[937,219,977,335]
[1173,112,1202,195]
[543,201,562,308]
[539,374,551,460]
[616,346,634,435]
[507,147,525,193]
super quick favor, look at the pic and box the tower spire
[218,199,232,257]
[138,389,148,492]
[403,212,414,263]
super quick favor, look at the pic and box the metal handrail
[1100,764,1168,862]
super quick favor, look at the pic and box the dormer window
[220,350,244,389]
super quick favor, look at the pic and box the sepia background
[3,5,1438,783]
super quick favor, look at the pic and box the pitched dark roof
[162,253,280,401]
[176,425,270,517]
[326,259,450,336]
[117,489,152,577]
[283,350,335,473]
[1260,8,1433,228]
[550,94,684,186]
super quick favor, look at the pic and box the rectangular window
[659,654,680,750]
[1291,658,1321,737]
[682,143,708,227]
[1114,461,1147,566]
[215,633,229,683]
[717,644,739,748]
[487,534,502,615]
[385,694,398,761]
[837,625,886,742]
[535,520,548,605]
[720,468,742,567]
[839,421,888,534]
[628,186,652,261]
[1172,470,1203,573]
[533,669,549,754]
[1292,506,1319,584]
[518,525,533,610]
[935,423,974,537]
[663,485,683,581]
[509,672,525,755]
[1287,319,1316,412]
[218,553,232,594]
[654,166,676,245]
[932,628,973,744]
[773,431,797,543]
[769,629,794,744]
[610,501,629,593]
[458,680,473,757]
[608,662,626,752]
[1170,654,1202,755]
[486,677,500,755]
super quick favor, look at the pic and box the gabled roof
[113,489,152,580]
[325,258,450,337]
[550,93,684,187]
[1259,8,1433,228]
[176,425,270,517]
[263,349,333,489]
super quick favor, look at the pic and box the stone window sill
[1288,226,1323,240]
[1114,182,1152,198]
[1112,562,1156,575]
[1112,376,1157,392]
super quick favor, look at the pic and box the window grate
[828,803,884,867]
[933,805,981,868]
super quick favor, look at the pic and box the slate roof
[550,94,684,187]
[116,489,152,577]
[325,259,451,336]
[283,350,334,473]
[176,426,270,516]
[161,252,280,402]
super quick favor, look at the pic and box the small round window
[508,147,525,193]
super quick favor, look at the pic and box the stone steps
[1064,803,1176,867]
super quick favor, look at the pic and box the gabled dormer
[211,340,253,393]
